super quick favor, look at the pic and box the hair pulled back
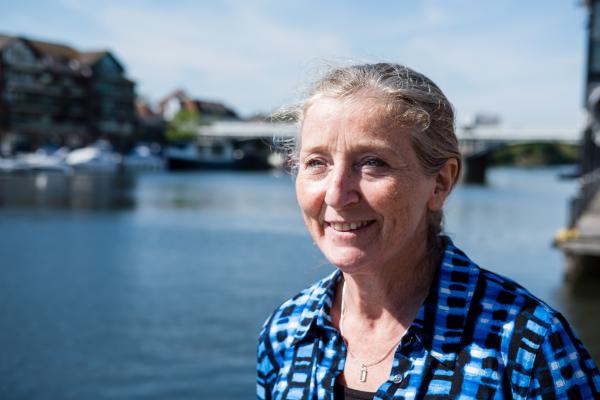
[279,63,461,254]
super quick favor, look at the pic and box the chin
[323,248,371,272]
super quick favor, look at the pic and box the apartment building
[0,34,136,153]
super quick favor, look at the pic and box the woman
[257,63,600,399]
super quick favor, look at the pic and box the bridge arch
[461,140,578,184]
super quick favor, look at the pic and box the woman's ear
[427,158,459,212]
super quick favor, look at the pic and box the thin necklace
[339,280,403,383]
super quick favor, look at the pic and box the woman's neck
[335,242,440,334]
[332,243,442,391]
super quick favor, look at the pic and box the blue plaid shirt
[257,239,600,399]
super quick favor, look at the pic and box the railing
[570,168,600,227]
[571,121,600,227]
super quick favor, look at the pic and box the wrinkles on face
[295,95,437,276]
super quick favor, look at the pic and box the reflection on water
[0,167,598,400]
[0,171,136,209]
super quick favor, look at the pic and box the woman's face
[296,95,445,275]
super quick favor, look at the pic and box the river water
[0,166,598,399]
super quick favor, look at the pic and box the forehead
[300,95,410,149]
[303,94,392,126]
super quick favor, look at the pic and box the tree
[165,109,201,143]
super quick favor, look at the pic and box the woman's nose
[324,165,360,208]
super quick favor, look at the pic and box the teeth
[329,221,370,232]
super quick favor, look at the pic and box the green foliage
[490,142,579,166]
[166,109,201,143]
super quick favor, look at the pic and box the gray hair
[276,62,461,252]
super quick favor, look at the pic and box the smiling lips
[326,220,375,232]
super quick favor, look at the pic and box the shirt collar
[289,269,341,345]
[409,239,480,369]
[289,238,480,369]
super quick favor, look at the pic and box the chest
[271,340,523,400]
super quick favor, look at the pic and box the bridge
[201,120,579,142]
[456,126,578,183]
[199,121,579,182]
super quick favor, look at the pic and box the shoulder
[258,270,339,363]
[443,240,559,337]
[442,241,568,362]
[442,239,557,336]
[476,266,557,328]
[462,263,600,396]
[469,264,564,356]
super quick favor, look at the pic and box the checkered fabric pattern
[257,238,600,399]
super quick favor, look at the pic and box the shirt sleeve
[257,321,279,400]
[527,313,600,399]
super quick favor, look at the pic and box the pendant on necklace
[360,364,368,382]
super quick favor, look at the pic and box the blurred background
[1,1,599,399]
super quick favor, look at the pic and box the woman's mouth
[326,220,375,232]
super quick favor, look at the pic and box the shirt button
[392,374,403,384]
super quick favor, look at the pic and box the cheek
[296,177,325,219]
[362,179,430,224]
[359,179,402,211]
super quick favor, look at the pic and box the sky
[0,0,588,130]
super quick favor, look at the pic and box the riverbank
[489,142,579,166]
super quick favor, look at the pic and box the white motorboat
[17,147,72,173]
[0,158,28,173]
[66,141,122,172]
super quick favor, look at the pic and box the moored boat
[66,141,121,172]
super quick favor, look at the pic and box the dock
[555,168,600,284]
[554,0,600,285]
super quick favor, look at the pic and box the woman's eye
[305,158,326,169]
[362,158,387,168]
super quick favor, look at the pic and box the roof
[78,51,110,66]
[26,38,79,60]
[158,89,190,107]
[194,100,238,118]
[158,89,239,119]
[0,34,14,51]
[135,99,160,118]
[0,33,120,70]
